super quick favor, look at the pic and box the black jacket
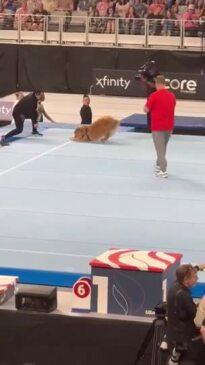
[13,93,38,122]
[80,105,92,125]
[167,281,197,344]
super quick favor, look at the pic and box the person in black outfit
[80,95,92,125]
[0,91,45,146]
[167,263,205,365]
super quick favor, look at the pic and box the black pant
[147,112,151,132]
[4,114,37,140]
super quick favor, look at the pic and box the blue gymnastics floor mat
[121,114,205,135]
[0,121,205,297]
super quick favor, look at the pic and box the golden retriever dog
[71,116,120,142]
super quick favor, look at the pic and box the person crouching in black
[167,264,204,365]
[80,94,92,125]
[0,91,45,146]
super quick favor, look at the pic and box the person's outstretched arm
[38,103,56,123]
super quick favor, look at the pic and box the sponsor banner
[0,101,14,121]
[92,68,205,100]
[92,69,146,97]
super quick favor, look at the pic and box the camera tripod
[135,317,167,365]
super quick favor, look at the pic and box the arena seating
[0,0,204,49]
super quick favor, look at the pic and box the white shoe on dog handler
[155,164,161,172]
[156,170,168,178]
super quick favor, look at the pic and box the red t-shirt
[146,89,176,131]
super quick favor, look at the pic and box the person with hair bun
[167,263,205,365]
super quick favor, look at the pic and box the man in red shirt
[144,74,176,178]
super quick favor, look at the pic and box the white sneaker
[155,164,160,172]
[156,170,168,178]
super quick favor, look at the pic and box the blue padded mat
[121,114,205,134]
[0,121,205,296]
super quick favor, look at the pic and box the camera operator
[167,263,205,365]
[135,60,159,131]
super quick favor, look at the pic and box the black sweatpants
[4,114,37,140]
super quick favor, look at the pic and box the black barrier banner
[92,69,205,100]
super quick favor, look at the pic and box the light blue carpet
[0,122,204,289]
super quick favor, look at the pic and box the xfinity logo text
[96,75,131,90]
[0,101,14,120]
[0,105,12,116]
[165,78,197,94]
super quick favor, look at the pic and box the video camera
[135,60,159,82]
[155,302,167,320]
[135,302,168,364]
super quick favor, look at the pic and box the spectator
[132,0,148,18]
[13,0,22,11]
[32,2,49,31]
[125,5,139,34]
[115,0,130,18]
[195,0,205,17]
[132,0,148,34]
[167,0,175,9]
[199,7,205,34]
[176,0,186,17]
[106,6,116,33]
[1,2,15,29]
[77,0,92,12]
[148,0,165,17]
[89,6,101,33]
[95,0,112,33]
[148,0,165,34]
[88,0,100,9]
[2,0,16,12]
[115,0,130,33]
[27,0,43,13]
[96,0,110,17]
[42,0,58,12]
[182,4,200,35]
[0,4,5,29]
[15,0,32,30]
[161,8,177,35]
[56,0,74,11]
[171,1,180,19]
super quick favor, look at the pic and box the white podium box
[90,249,182,317]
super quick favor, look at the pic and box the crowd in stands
[0,0,205,35]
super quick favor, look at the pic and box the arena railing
[0,14,204,50]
